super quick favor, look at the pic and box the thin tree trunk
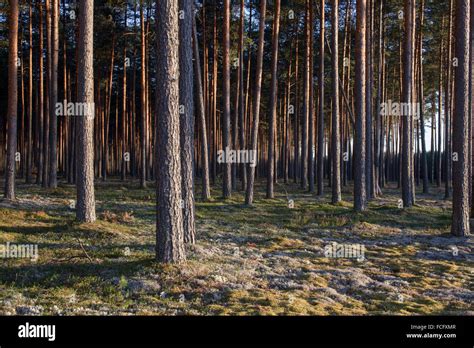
[301,0,310,189]
[5,0,19,200]
[76,0,96,223]
[354,0,367,211]
[331,0,341,203]
[222,0,232,198]
[179,0,196,244]
[445,0,453,199]
[401,0,415,208]
[140,2,147,188]
[193,13,211,201]
[317,0,325,196]
[267,0,281,199]
[245,0,266,206]
[49,0,58,188]
[37,1,44,185]
[26,2,33,184]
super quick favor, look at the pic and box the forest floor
[0,179,472,315]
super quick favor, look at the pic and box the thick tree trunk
[155,0,186,263]
[451,0,471,236]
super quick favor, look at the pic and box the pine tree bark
[245,0,266,206]
[43,0,51,187]
[155,0,186,263]
[238,0,247,191]
[401,0,415,208]
[76,0,96,223]
[193,13,211,201]
[418,0,429,194]
[26,2,33,184]
[300,0,310,190]
[365,0,374,199]
[451,0,471,236]
[354,0,367,211]
[308,1,315,193]
[140,2,147,188]
[179,0,196,244]
[5,0,19,200]
[267,0,280,199]
[49,0,58,188]
[317,0,325,196]
[445,0,454,199]
[222,0,232,198]
[331,0,341,203]
[37,1,44,185]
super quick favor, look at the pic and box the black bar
[0,316,472,346]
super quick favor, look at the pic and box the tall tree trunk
[140,2,147,188]
[5,0,19,200]
[331,0,341,203]
[401,0,415,208]
[76,0,96,223]
[418,0,429,194]
[375,0,384,194]
[37,1,44,185]
[103,35,115,181]
[301,0,310,189]
[445,0,454,199]
[238,0,247,191]
[354,0,367,211]
[437,17,445,188]
[26,2,33,184]
[222,0,232,198]
[365,0,374,199]
[267,0,281,199]
[451,0,471,236]
[245,0,266,206]
[49,0,58,188]
[193,13,211,201]
[179,0,196,244]
[308,1,315,193]
[317,0,325,196]
[155,0,186,263]
[43,0,51,187]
